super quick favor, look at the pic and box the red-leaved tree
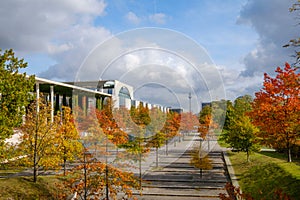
[249,63,300,162]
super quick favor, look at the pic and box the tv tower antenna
[188,92,192,113]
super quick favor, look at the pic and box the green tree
[221,95,259,162]
[147,131,166,168]
[211,100,228,130]
[146,107,167,167]
[0,49,35,158]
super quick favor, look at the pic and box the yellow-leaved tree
[19,98,60,182]
[56,106,82,176]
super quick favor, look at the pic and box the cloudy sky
[0,0,299,113]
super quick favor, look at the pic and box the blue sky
[0,0,298,112]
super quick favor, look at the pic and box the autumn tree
[147,131,166,168]
[249,63,300,162]
[198,105,218,151]
[147,107,166,134]
[127,103,151,189]
[146,107,167,167]
[180,112,199,133]
[0,49,35,158]
[97,98,128,147]
[198,105,212,139]
[190,147,212,179]
[56,106,82,176]
[61,104,140,199]
[19,98,60,182]
[59,148,139,200]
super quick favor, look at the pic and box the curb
[222,151,241,191]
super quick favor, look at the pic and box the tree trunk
[33,117,39,183]
[166,140,169,156]
[63,157,66,176]
[84,154,88,200]
[156,147,158,168]
[174,138,177,147]
[139,153,142,190]
[288,146,292,162]
[287,140,292,162]
[246,150,249,162]
[200,168,202,179]
[33,152,38,182]
[63,147,67,176]
[139,141,142,190]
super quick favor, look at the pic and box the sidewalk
[125,133,222,176]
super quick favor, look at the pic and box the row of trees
[0,49,191,199]
[221,63,299,162]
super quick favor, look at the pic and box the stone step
[138,187,227,197]
[143,178,228,184]
[132,195,220,200]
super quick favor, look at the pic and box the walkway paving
[129,133,230,199]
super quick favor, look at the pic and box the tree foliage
[180,112,199,132]
[221,95,259,162]
[56,106,82,176]
[19,98,60,182]
[96,99,128,147]
[198,105,218,139]
[58,150,139,200]
[249,63,300,162]
[190,147,212,179]
[0,49,35,156]
[162,111,180,139]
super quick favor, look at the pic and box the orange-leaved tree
[58,148,139,200]
[161,111,181,155]
[249,63,300,162]
[96,98,128,147]
[56,106,82,176]
[180,112,199,133]
[199,105,218,139]
[58,103,139,199]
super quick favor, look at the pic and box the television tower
[188,92,192,113]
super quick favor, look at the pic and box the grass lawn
[0,176,65,199]
[227,150,300,200]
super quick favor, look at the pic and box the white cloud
[0,0,107,53]
[238,0,299,77]
[125,11,141,25]
[124,54,141,70]
[0,0,111,79]
[149,13,167,24]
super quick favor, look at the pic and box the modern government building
[34,77,170,119]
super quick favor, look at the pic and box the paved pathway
[130,133,230,199]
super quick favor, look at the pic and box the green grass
[228,150,300,200]
[0,176,64,199]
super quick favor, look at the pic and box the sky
[0,0,299,113]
